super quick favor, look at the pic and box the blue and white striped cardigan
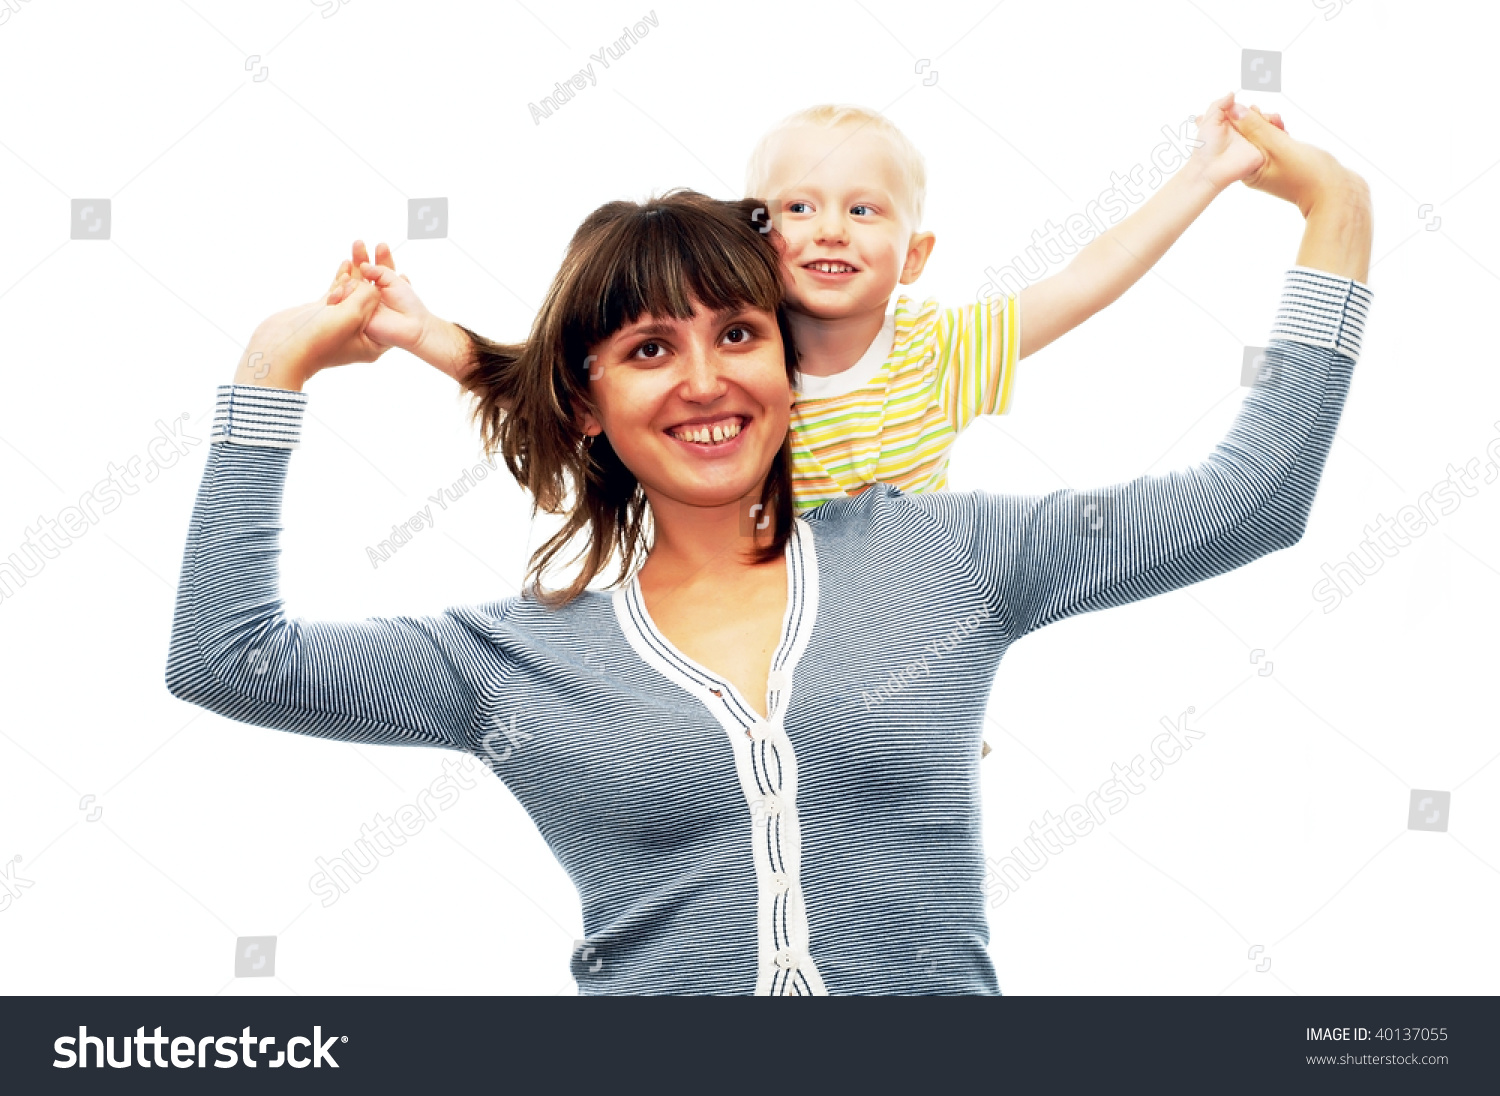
[167,267,1372,995]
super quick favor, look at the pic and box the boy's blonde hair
[744,104,928,228]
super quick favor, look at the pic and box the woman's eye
[723,325,751,345]
[633,340,663,359]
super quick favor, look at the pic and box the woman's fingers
[328,260,352,294]
[375,241,394,270]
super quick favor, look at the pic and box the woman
[166,107,1372,995]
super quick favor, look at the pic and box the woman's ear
[576,406,603,438]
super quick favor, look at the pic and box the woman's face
[578,299,793,515]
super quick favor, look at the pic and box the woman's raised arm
[906,117,1373,639]
[165,275,514,753]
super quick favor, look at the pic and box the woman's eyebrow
[614,307,760,342]
[613,318,678,340]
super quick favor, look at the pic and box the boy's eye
[850,204,873,216]
[785,201,810,214]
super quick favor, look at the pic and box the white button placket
[611,519,826,996]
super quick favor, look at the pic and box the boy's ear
[899,231,936,285]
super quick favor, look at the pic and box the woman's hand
[1228,104,1372,283]
[1227,102,1363,217]
[232,264,386,391]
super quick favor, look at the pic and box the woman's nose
[678,343,729,399]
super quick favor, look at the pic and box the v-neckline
[614,517,817,729]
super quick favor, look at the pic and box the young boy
[742,92,1276,513]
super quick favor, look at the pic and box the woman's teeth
[671,419,742,445]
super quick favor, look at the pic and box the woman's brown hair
[455,189,798,609]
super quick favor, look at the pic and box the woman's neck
[636,490,781,591]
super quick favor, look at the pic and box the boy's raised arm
[1015,92,1279,359]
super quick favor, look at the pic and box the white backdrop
[0,0,1495,996]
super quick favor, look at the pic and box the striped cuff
[209,384,309,449]
[1269,266,1374,361]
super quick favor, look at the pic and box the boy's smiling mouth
[803,260,859,275]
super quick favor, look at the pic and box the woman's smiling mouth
[666,414,748,448]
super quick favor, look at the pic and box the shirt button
[774,948,800,971]
[766,669,790,692]
[771,872,790,894]
[756,794,783,819]
[748,721,771,742]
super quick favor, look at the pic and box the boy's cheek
[778,262,812,306]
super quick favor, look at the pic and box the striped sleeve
[166,384,508,751]
[935,291,1021,432]
[909,268,1373,637]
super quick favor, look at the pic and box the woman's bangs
[570,206,782,353]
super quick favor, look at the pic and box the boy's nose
[813,214,848,245]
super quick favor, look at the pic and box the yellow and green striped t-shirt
[789,293,1021,514]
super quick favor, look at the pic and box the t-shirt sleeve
[910,268,1372,639]
[935,291,1021,432]
[165,384,512,753]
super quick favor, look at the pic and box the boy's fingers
[1228,102,1283,144]
[352,240,371,273]
[358,261,400,288]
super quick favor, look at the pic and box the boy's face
[761,124,933,321]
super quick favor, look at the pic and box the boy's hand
[327,240,473,381]
[1187,91,1285,191]
[337,240,431,354]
